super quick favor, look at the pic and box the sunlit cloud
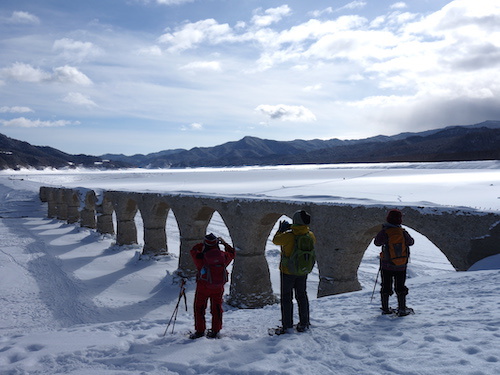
[6,11,40,25]
[181,122,203,131]
[251,5,291,27]
[303,84,322,92]
[53,38,102,63]
[309,7,334,18]
[62,92,97,107]
[1,117,79,128]
[180,61,222,72]
[2,63,92,85]
[390,2,408,10]
[337,1,367,11]
[0,106,34,113]
[158,19,234,52]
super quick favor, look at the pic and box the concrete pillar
[170,197,214,277]
[80,190,97,229]
[64,189,80,224]
[138,194,169,256]
[110,192,138,246]
[219,200,285,308]
[44,187,58,218]
[96,192,115,235]
[55,188,68,221]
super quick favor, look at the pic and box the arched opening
[206,210,232,292]
[265,214,320,300]
[358,225,455,290]
[166,209,180,257]
[134,209,144,247]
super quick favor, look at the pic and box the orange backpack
[380,227,409,266]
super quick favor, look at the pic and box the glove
[196,252,204,259]
[278,220,291,232]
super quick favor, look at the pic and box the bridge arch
[39,186,500,309]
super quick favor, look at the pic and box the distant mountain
[0,133,129,170]
[1,121,499,170]
[102,120,500,168]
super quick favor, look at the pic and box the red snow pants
[193,283,224,333]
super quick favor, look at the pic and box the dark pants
[280,273,309,329]
[193,283,224,333]
[380,268,408,309]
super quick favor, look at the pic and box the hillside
[0,133,128,170]
[104,120,500,168]
[1,121,499,169]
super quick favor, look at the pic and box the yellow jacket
[273,225,316,275]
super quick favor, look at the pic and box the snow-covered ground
[0,161,499,374]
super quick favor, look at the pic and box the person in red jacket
[374,209,415,316]
[189,233,235,339]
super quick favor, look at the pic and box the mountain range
[1,121,499,170]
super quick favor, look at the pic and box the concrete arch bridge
[39,186,500,309]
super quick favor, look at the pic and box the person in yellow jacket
[272,210,316,334]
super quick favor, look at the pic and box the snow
[0,161,499,375]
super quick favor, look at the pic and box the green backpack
[283,232,316,276]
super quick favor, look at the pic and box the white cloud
[2,62,50,82]
[309,8,334,18]
[158,19,233,52]
[255,104,317,122]
[338,1,367,11]
[136,45,163,56]
[251,5,291,27]
[181,122,203,131]
[1,117,78,128]
[390,2,407,10]
[52,66,93,85]
[2,63,92,85]
[303,84,322,92]
[180,61,222,72]
[63,92,97,107]
[53,38,102,63]
[0,106,33,113]
[7,11,40,25]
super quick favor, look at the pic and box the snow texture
[0,161,499,374]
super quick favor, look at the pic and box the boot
[397,294,410,316]
[381,293,392,314]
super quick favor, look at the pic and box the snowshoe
[396,307,415,317]
[189,331,205,340]
[268,326,292,336]
[206,329,220,339]
[296,323,310,332]
[381,307,396,315]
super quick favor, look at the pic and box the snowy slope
[0,163,499,375]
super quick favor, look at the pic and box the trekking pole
[163,278,188,336]
[370,266,381,303]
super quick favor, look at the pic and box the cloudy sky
[1,0,499,155]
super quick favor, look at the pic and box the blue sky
[1,0,499,155]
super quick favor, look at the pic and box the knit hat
[293,210,311,225]
[386,209,402,225]
[204,233,218,246]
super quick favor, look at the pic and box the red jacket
[190,242,235,287]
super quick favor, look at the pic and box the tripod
[163,278,187,335]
